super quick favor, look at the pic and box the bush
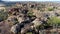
[13,18,19,25]
[47,16,60,26]
[27,11,33,17]
[48,7,54,11]
[26,32,32,34]
[0,11,8,22]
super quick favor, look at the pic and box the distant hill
[0,1,60,7]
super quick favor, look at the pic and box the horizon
[1,0,60,2]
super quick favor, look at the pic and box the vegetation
[47,16,60,26]
[13,18,19,25]
[0,2,60,34]
[48,7,54,11]
[37,4,46,12]
[27,11,34,17]
[26,32,32,34]
[0,11,8,22]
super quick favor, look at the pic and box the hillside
[0,1,60,34]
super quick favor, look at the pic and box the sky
[1,0,60,2]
